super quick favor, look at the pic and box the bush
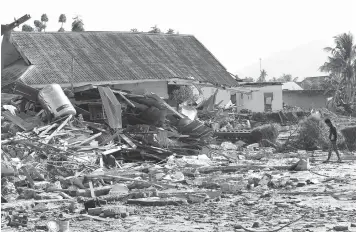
[297,116,347,150]
[340,126,356,151]
[250,123,279,145]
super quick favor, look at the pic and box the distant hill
[236,40,330,80]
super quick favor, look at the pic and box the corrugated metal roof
[9,32,239,87]
[282,81,303,90]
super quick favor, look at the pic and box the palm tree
[258,69,267,82]
[58,14,66,32]
[320,32,356,106]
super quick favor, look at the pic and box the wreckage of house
[1,31,252,100]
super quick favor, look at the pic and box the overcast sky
[1,0,355,80]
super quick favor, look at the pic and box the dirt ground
[2,150,355,232]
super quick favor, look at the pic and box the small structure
[234,82,283,112]
[283,89,334,110]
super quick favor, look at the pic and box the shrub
[340,126,356,151]
[250,123,279,145]
[297,116,347,150]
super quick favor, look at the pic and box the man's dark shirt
[329,125,337,141]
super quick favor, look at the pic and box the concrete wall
[200,86,231,106]
[237,85,283,112]
[112,81,169,99]
[283,90,332,110]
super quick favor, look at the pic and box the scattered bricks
[127,197,188,206]
[76,186,112,197]
[88,207,102,216]
[333,225,349,231]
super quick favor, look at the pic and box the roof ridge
[12,31,195,37]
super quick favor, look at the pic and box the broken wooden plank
[112,90,136,108]
[2,111,35,131]
[75,132,102,146]
[44,115,72,143]
[35,109,44,117]
[33,124,51,134]
[149,93,185,118]
[88,181,96,198]
[119,134,137,149]
[80,214,112,222]
[98,86,122,129]
[127,197,187,206]
[39,123,58,136]
[102,147,122,155]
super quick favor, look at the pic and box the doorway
[264,92,273,112]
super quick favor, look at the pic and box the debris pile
[1,83,356,231]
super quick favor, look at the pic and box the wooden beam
[75,132,102,146]
[148,93,185,119]
[119,134,137,149]
[39,123,57,136]
[112,90,136,108]
[44,115,72,144]
[2,111,35,131]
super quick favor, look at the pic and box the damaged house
[1,31,245,108]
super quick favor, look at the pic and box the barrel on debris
[38,84,76,118]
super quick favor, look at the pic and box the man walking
[323,118,342,163]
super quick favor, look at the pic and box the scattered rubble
[1,83,356,231]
